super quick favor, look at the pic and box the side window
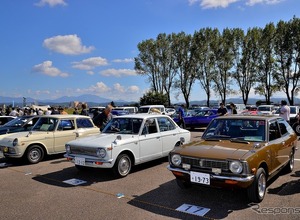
[158,117,176,132]
[76,118,94,128]
[269,121,281,141]
[277,118,289,136]
[58,120,75,131]
[143,118,158,134]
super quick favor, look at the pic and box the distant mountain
[1,94,299,107]
[0,94,134,107]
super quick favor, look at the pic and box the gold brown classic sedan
[0,115,100,164]
[168,115,297,203]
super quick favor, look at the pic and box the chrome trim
[64,154,113,163]
[167,165,254,182]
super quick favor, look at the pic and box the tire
[292,123,300,136]
[112,154,132,178]
[25,145,44,164]
[247,168,267,203]
[283,152,294,173]
[176,178,192,189]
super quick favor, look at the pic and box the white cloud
[43,35,95,55]
[189,0,240,8]
[114,83,125,93]
[188,0,283,8]
[128,85,140,93]
[86,82,111,94]
[34,0,67,7]
[100,68,137,77]
[32,61,69,77]
[246,0,284,6]
[72,57,108,70]
[112,58,134,63]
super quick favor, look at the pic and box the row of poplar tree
[134,16,300,108]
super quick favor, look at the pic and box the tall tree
[193,28,219,107]
[255,23,280,104]
[172,32,197,108]
[156,33,177,106]
[211,28,235,104]
[134,39,162,93]
[232,27,261,105]
[274,17,300,105]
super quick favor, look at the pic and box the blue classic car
[174,109,218,129]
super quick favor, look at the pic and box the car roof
[37,115,91,119]
[113,113,170,119]
[217,115,279,120]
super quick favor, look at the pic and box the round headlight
[12,138,18,147]
[96,148,106,158]
[171,154,182,166]
[229,161,243,174]
[65,144,71,154]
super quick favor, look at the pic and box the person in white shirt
[279,100,290,123]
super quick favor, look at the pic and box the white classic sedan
[64,114,191,177]
[0,115,100,164]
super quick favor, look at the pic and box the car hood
[67,133,137,148]
[175,140,255,160]
[0,131,49,142]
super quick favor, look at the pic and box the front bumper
[64,154,114,169]
[0,146,23,158]
[167,165,255,188]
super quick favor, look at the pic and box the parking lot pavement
[0,131,300,220]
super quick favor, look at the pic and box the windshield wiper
[204,135,230,141]
[230,138,250,144]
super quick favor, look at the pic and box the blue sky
[1,0,300,103]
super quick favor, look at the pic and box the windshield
[102,118,143,134]
[138,107,150,113]
[203,118,266,142]
[32,117,58,131]
[3,117,31,127]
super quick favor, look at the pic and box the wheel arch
[118,150,135,165]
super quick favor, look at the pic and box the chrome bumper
[167,165,254,182]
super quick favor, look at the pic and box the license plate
[75,157,85,166]
[190,171,210,185]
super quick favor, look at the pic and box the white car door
[157,117,179,156]
[139,118,162,162]
[54,119,77,153]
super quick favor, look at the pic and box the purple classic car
[174,109,218,129]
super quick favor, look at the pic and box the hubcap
[30,149,40,162]
[258,173,266,198]
[118,157,130,175]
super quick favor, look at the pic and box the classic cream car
[168,115,297,203]
[64,114,191,177]
[0,115,99,164]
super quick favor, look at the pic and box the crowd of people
[0,103,115,132]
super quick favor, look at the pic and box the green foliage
[140,91,168,106]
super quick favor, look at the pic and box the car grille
[70,146,97,157]
[182,156,229,171]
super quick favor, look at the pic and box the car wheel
[247,168,267,203]
[176,178,192,189]
[292,123,300,136]
[283,152,294,173]
[112,154,132,178]
[25,145,44,164]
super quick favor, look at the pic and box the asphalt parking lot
[0,130,299,220]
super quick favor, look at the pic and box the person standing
[80,103,89,116]
[279,100,290,123]
[92,104,113,131]
[217,103,228,116]
[177,104,186,128]
[230,103,237,114]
